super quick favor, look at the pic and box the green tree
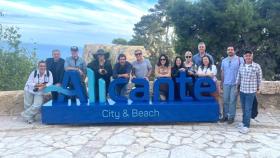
[0,24,37,90]
[112,38,128,45]
[130,0,175,66]
[167,0,280,80]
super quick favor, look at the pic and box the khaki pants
[23,91,44,119]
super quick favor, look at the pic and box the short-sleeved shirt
[64,56,87,74]
[132,59,152,78]
[113,61,132,79]
[193,52,215,66]
[197,65,217,81]
[221,55,244,85]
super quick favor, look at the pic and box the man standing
[113,54,132,96]
[193,42,215,66]
[46,49,65,100]
[21,61,53,123]
[131,50,152,97]
[64,46,87,102]
[221,46,244,124]
[236,50,262,134]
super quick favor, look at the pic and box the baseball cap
[70,46,79,52]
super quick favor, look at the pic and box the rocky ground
[0,108,279,158]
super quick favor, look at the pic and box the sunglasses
[135,53,142,56]
[160,58,166,61]
[185,56,192,58]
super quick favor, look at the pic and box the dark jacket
[113,61,132,79]
[46,58,65,84]
[87,60,112,101]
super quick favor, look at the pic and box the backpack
[33,70,50,78]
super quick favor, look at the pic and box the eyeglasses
[160,58,166,61]
[135,53,142,56]
[185,56,192,58]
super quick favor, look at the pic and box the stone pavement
[0,108,280,158]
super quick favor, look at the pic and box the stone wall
[0,81,279,116]
[83,44,150,64]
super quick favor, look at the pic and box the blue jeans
[223,84,237,119]
[240,92,256,128]
[116,84,128,96]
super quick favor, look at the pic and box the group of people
[21,42,262,134]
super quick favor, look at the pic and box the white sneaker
[239,127,249,134]
[21,112,34,124]
[236,123,244,129]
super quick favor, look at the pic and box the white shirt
[24,70,53,95]
[197,65,217,81]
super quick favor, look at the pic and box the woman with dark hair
[155,54,171,100]
[87,49,112,101]
[171,56,185,100]
[197,55,222,118]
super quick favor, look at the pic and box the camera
[33,82,48,92]
[101,69,106,74]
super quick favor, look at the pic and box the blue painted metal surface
[41,100,219,124]
[41,70,219,125]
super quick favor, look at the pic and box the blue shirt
[221,55,244,85]
[193,52,215,66]
[64,57,87,74]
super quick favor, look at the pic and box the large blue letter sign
[109,78,129,103]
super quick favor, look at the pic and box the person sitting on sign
[87,49,112,101]
[197,55,222,119]
[171,56,185,100]
[155,54,171,101]
[183,51,197,97]
[112,54,132,97]
[21,60,53,123]
[46,49,65,101]
[64,46,87,103]
[131,49,152,97]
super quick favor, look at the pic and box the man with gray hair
[193,42,215,66]
[46,49,65,100]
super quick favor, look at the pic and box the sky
[0,0,157,46]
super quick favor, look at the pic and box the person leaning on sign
[112,53,132,96]
[131,49,152,97]
[236,50,262,134]
[183,51,197,97]
[64,46,87,102]
[46,49,65,101]
[196,55,222,119]
[21,60,53,123]
[155,54,171,101]
[171,56,185,100]
[87,49,112,101]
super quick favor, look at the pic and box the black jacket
[46,58,65,84]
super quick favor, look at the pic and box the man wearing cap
[193,42,215,66]
[64,46,87,102]
[236,50,262,134]
[87,49,112,101]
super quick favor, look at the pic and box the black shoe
[219,117,228,123]
[228,118,234,124]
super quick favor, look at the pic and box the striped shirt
[236,62,262,93]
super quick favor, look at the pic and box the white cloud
[0,0,155,45]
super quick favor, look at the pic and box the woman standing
[183,51,197,97]
[197,55,222,118]
[171,56,185,100]
[155,54,171,101]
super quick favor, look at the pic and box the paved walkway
[0,108,280,158]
